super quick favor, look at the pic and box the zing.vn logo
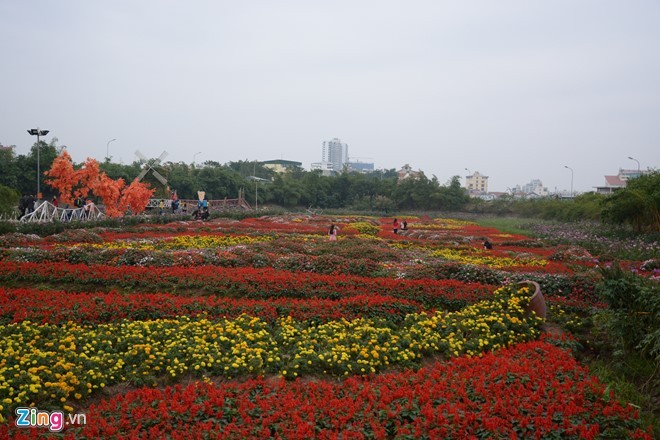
[15,407,87,432]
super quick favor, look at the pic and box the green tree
[164,162,200,200]
[14,138,63,198]
[434,176,470,210]
[195,166,245,200]
[99,160,143,184]
[601,172,660,232]
[0,184,20,216]
[271,173,304,207]
[0,144,18,189]
[300,172,333,208]
[227,160,273,181]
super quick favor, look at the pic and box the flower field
[0,214,653,438]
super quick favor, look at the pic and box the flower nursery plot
[0,214,653,438]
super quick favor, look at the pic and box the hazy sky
[1,1,658,193]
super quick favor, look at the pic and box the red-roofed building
[594,169,640,194]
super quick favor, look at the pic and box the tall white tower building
[322,138,348,172]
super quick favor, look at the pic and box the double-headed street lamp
[628,156,640,175]
[27,128,49,198]
[564,165,574,198]
[193,152,202,166]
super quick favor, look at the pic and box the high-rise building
[465,171,489,194]
[322,138,348,172]
[519,179,548,196]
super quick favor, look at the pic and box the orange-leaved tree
[45,151,154,217]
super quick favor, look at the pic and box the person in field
[329,224,339,241]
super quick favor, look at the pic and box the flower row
[428,247,549,269]
[0,284,542,418]
[3,340,650,439]
[85,234,273,250]
[0,288,424,325]
[0,261,493,309]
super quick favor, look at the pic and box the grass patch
[587,357,659,438]
[472,216,540,237]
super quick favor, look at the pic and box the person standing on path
[393,218,400,234]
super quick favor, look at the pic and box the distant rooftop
[604,175,626,186]
[262,159,302,167]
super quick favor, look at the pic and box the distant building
[397,164,424,182]
[262,159,302,173]
[465,171,489,194]
[311,138,349,174]
[475,193,497,201]
[517,179,549,197]
[322,138,348,172]
[346,160,375,173]
[594,168,641,194]
[490,191,508,199]
[310,161,336,176]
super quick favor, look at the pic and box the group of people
[191,197,210,220]
[328,218,410,241]
[327,219,495,253]
[392,218,408,234]
[18,195,37,218]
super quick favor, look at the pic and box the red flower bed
[232,217,333,235]
[0,261,492,309]
[4,340,650,439]
[0,288,424,325]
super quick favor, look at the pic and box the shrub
[596,263,660,361]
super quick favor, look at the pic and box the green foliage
[596,263,660,361]
[0,221,15,235]
[0,144,18,188]
[0,184,20,217]
[472,193,605,222]
[601,171,660,232]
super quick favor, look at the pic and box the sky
[1,0,658,193]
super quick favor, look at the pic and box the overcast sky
[1,1,658,193]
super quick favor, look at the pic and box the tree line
[0,140,469,213]
[1,140,657,232]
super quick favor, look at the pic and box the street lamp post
[564,165,574,198]
[27,128,49,198]
[628,156,641,175]
[193,152,202,166]
[106,138,116,161]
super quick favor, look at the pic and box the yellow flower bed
[83,235,272,251]
[348,222,381,236]
[429,248,548,268]
[0,285,541,417]
[163,235,272,249]
[411,218,476,230]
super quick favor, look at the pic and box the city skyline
[1,1,658,193]
[2,133,654,196]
